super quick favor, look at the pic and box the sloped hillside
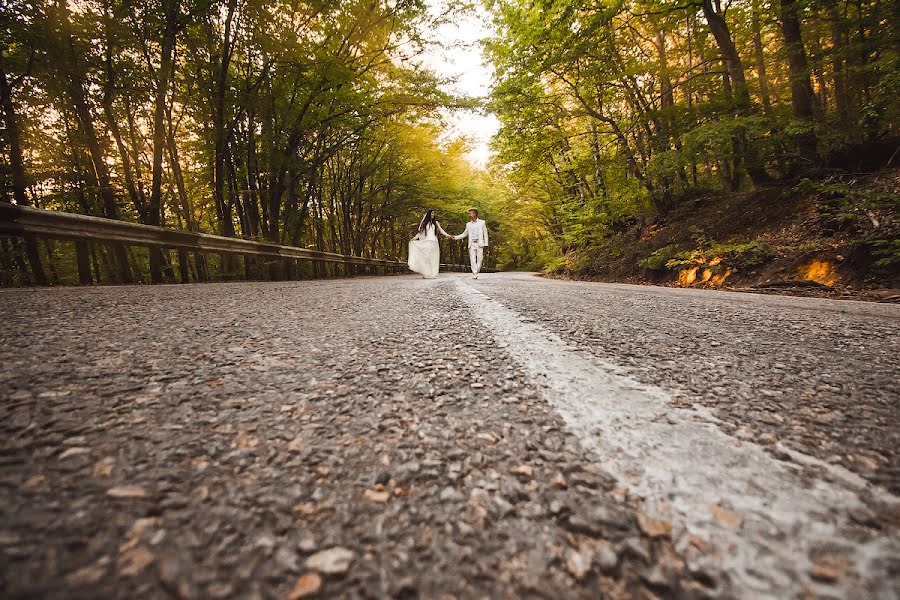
[552,169,900,301]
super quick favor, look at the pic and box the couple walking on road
[407,208,489,280]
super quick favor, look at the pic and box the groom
[447,208,489,278]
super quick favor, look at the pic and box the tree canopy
[486,0,898,269]
[0,0,500,284]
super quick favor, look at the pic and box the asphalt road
[1,273,897,599]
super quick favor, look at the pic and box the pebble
[636,512,672,538]
[65,564,107,587]
[550,472,567,489]
[439,487,465,503]
[305,547,354,575]
[59,447,90,460]
[118,546,154,577]
[565,549,592,581]
[509,464,534,479]
[106,485,148,499]
[5,277,894,599]
[297,534,317,553]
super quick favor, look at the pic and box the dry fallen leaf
[93,457,115,478]
[809,561,840,583]
[234,431,258,450]
[708,504,742,531]
[118,546,154,577]
[288,572,322,599]
[363,489,389,503]
[636,512,672,538]
[22,474,45,489]
[65,564,106,587]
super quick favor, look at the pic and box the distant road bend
[2,272,898,599]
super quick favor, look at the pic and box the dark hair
[418,209,437,232]
[468,208,478,216]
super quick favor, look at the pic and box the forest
[1,0,898,286]
[487,0,899,280]
[0,0,498,285]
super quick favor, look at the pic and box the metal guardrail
[0,204,485,273]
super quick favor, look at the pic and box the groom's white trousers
[468,246,484,274]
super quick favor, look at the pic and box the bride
[408,209,449,279]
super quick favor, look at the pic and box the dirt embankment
[552,168,900,302]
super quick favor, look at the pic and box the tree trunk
[50,0,132,283]
[779,0,819,169]
[147,0,178,283]
[825,0,849,121]
[0,59,48,285]
[701,0,770,186]
[751,0,773,113]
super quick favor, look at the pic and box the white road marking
[456,279,900,599]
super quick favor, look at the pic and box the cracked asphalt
[1,273,897,599]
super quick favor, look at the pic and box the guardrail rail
[0,203,491,277]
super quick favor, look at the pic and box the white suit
[453,218,489,275]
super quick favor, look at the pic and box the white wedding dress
[408,222,444,279]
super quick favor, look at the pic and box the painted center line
[456,279,899,599]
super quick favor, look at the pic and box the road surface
[1,272,898,599]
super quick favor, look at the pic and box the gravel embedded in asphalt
[473,273,900,494]
[2,277,691,599]
[1,273,897,599]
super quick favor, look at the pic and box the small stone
[594,541,618,573]
[107,485,148,499]
[275,546,299,571]
[255,534,277,552]
[510,464,533,479]
[22,474,44,489]
[234,431,258,450]
[642,565,671,589]
[157,551,197,599]
[126,517,160,539]
[565,549,592,581]
[374,471,391,486]
[305,547,354,575]
[550,473,567,489]
[471,382,485,389]
[297,534,317,553]
[293,503,318,517]
[636,512,672,538]
[617,538,651,563]
[193,485,209,503]
[287,437,303,453]
[708,504,742,531]
[92,457,115,477]
[118,546,154,577]
[288,572,322,599]
[66,564,106,587]
[854,455,879,471]
[59,447,90,460]
[439,487,465,503]
[207,583,234,599]
[363,489,389,503]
